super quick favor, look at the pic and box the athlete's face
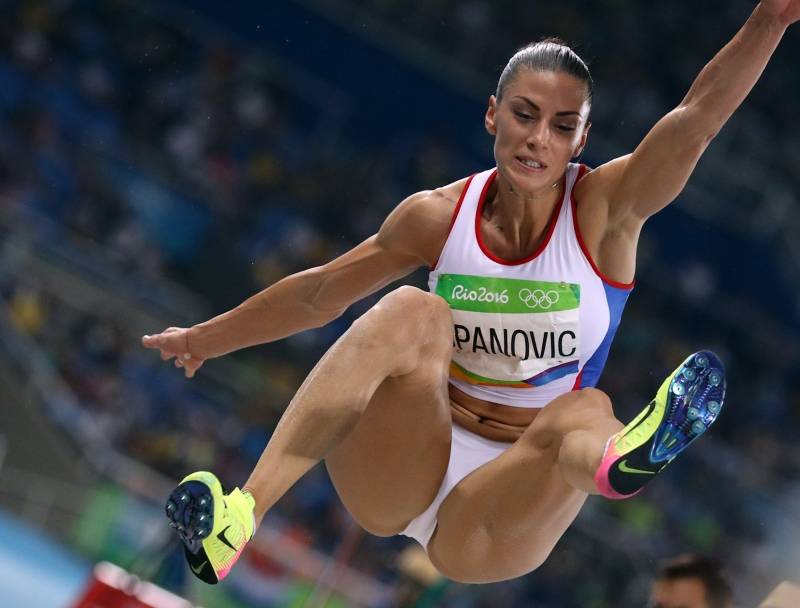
[649,578,712,608]
[486,69,591,196]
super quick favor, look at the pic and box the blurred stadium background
[0,0,798,606]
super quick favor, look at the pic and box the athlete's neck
[483,170,563,255]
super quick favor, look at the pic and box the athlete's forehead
[501,69,590,119]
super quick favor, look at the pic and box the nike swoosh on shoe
[617,460,656,475]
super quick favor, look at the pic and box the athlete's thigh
[325,364,453,536]
[427,427,587,583]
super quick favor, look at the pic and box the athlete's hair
[496,38,594,106]
[654,553,734,608]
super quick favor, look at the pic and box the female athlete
[142,0,799,585]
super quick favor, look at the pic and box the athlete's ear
[573,121,591,159]
[485,95,498,136]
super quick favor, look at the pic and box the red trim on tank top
[430,173,476,270]
[571,369,584,390]
[571,165,636,290]
[474,169,567,266]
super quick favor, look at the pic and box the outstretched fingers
[141,327,202,378]
[142,332,177,359]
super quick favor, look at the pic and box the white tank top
[428,163,634,409]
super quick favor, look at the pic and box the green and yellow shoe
[594,350,726,499]
[165,471,255,584]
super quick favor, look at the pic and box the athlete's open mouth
[515,157,547,171]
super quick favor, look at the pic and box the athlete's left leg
[428,351,726,583]
[427,387,618,583]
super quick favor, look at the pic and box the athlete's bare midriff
[448,383,539,443]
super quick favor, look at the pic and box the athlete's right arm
[141,185,461,375]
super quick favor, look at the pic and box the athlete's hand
[760,0,800,27]
[142,327,205,378]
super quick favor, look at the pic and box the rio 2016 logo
[518,288,560,309]
[451,284,510,304]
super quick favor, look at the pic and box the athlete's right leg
[167,286,455,582]
[245,285,454,532]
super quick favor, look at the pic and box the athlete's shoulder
[434,175,472,206]
[385,175,471,230]
[378,175,472,267]
[404,175,470,218]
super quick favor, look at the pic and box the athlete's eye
[514,111,533,121]
[557,125,576,132]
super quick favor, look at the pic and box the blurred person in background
[648,553,734,608]
[143,0,799,588]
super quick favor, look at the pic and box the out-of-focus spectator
[648,553,734,608]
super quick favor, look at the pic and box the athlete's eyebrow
[513,96,581,117]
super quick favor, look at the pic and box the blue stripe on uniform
[578,283,631,388]
[525,360,580,386]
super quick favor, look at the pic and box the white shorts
[400,422,512,550]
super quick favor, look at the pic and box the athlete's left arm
[591,1,798,228]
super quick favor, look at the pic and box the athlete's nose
[527,120,549,149]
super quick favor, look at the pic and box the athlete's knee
[550,388,612,424]
[380,286,450,320]
[349,287,451,376]
[576,387,613,416]
[525,388,613,450]
[376,285,427,310]
[373,287,452,346]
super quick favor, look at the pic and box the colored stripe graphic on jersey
[436,274,580,388]
[450,359,580,387]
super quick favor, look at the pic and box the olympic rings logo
[518,288,560,309]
